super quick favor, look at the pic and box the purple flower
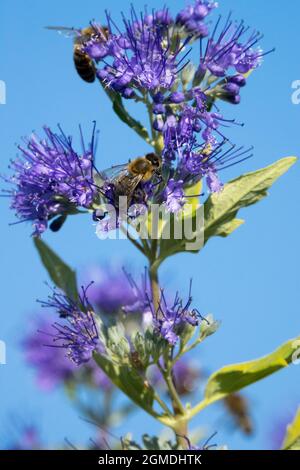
[176,1,218,37]
[163,123,253,194]
[122,269,153,322]
[163,179,186,213]
[205,168,223,193]
[154,288,200,345]
[40,286,103,366]
[162,93,231,150]
[123,272,202,345]
[85,7,192,94]
[4,125,97,236]
[199,16,266,79]
[81,264,137,314]
[168,92,186,104]
[23,315,77,390]
[23,313,112,391]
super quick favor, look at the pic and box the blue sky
[0,0,299,450]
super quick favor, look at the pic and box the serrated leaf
[282,408,300,450]
[103,87,151,144]
[204,336,300,403]
[34,238,78,300]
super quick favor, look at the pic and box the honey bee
[95,153,162,215]
[223,393,253,435]
[46,25,109,83]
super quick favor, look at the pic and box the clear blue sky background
[0,0,299,450]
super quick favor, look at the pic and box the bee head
[145,153,161,169]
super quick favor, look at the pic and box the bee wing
[45,26,81,39]
[100,164,129,182]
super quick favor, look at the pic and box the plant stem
[157,360,189,449]
[164,373,186,416]
[174,419,189,449]
[153,391,173,417]
[149,241,160,313]
[188,398,212,420]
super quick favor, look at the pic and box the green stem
[174,420,189,450]
[172,336,205,366]
[157,359,189,449]
[149,260,160,317]
[153,391,173,417]
[164,373,186,417]
[187,398,213,420]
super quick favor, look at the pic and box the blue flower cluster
[4,0,266,232]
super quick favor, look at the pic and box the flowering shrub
[3,0,299,450]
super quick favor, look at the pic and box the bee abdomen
[73,48,96,83]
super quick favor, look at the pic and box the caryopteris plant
[3,1,299,450]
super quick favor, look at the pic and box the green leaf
[158,157,297,264]
[204,156,297,244]
[33,238,78,300]
[282,408,300,450]
[94,352,156,418]
[103,87,151,144]
[205,336,300,403]
[190,336,300,419]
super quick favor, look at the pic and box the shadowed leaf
[34,238,78,300]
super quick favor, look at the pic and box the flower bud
[228,74,247,87]
[194,4,209,20]
[122,88,136,99]
[153,103,166,115]
[222,93,241,104]
[152,92,165,104]
[223,83,240,95]
[168,91,185,104]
